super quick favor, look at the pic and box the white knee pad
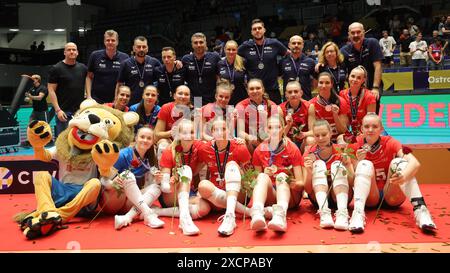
[355,160,374,180]
[143,183,161,196]
[225,162,241,192]
[275,172,290,185]
[389,157,408,174]
[331,161,348,188]
[161,172,171,193]
[157,141,170,161]
[312,160,328,187]
[178,165,193,182]
[120,171,136,188]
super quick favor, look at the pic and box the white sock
[225,195,237,215]
[252,202,264,212]
[277,201,289,213]
[207,188,227,208]
[153,204,204,219]
[315,191,328,210]
[335,192,348,211]
[178,191,190,218]
[125,184,161,220]
[123,179,151,216]
[399,177,423,200]
[353,176,371,211]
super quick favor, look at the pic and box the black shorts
[382,56,393,64]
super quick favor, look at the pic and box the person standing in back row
[238,19,289,104]
[86,30,128,104]
[47,42,87,137]
[340,22,383,114]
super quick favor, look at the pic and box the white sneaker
[334,209,349,230]
[143,212,165,228]
[179,215,200,236]
[250,207,267,231]
[349,208,366,233]
[114,215,132,230]
[264,206,273,219]
[414,205,437,232]
[217,213,236,236]
[318,207,334,228]
[267,205,287,232]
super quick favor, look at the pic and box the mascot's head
[56,99,139,165]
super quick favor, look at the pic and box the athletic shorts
[158,189,198,208]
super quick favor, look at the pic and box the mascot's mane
[55,104,134,167]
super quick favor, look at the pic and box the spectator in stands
[442,15,450,55]
[86,30,129,104]
[399,29,413,67]
[117,36,162,106]
[217,40,247,105]
[238,19,289,104]
[330,16,343,45]
[428,37,444,70]
[47,42,87,137]
[182,32,221,106]
[304,32,321,55]
[389,14,401,39]
[130,85,161,132]
[30,41,37,51]
[316,41,348,93]
[409,32,428,72]
[406,20,419,38]
[310,44,320,63]
[340,22,383,113]
[438,15,446,36]
[279,35,316,101]
[37,41,45,52]
[155,47,185,106]
[24,74,48,123]
[379,30,397,68]
[104,85,130,112]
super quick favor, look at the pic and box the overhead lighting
[54,28,65,32]
[78,28,85,32]
[9,28,19,32]
[33,29,42,32]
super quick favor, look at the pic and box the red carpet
[1,184,449,252]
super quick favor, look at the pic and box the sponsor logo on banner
[0,167,13,190]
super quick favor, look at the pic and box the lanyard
[348,88,362,120]
[225,61,235,83]
[133,57,146,81]
[318,95,332,107]
[181,146,193,166]
[290,56,301,78]
[164,64,176,97]
[193,54,206,81]
[213,141,231,181]
[254,39,266,62]
[364,137,381,153]
[133,148,150,171]
[268,139,285,166]
[327,66,341,91]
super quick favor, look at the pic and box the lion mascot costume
[14,99,138,239]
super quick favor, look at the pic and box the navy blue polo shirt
[117,55,162,105]
[87,49,129,103]
[318,64,348,93]
[155,65,186,106]
[340,38,383,89]
[238,38,288,91]
[279,54,316,100]
[182,52,221,105]
[217,58,248,105]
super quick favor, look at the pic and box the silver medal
[199,77,203,84]
[139,80,145,88]
[258,62,264,70]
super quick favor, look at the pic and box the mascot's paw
[22,211,64,240]
[92,140,120,177]
[27,120,52,148]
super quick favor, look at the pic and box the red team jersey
[310,96,350,139]
[236,98,278,135]
[279,100,310,140]
[201,102,228,123]
[303,144,343,170]
[159,141,203,174]
[157,102,189,131]
[198,140,252,189]
[339,88,376,134]
[350,135,402,190]
[252,139,304,185]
